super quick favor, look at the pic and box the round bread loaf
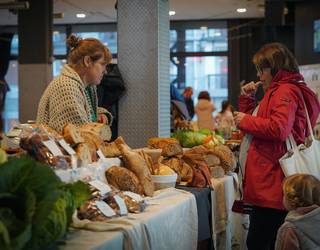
[105,166,144,195]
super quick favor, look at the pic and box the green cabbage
[172,129,207,148]
[0,156,90,250]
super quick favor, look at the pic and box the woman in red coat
[234,43,320,250]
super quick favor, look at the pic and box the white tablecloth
[211,175,237,250]
[56,188,198,250]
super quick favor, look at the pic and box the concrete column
[117,0,170,148]
[18,0,53,122]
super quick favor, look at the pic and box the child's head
[283,174,320,211]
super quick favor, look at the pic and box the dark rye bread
[105,166,144,195]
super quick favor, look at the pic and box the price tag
[42,140,63,156]
[89,180,111,195]
[114,195,128,215]
[95,201,116,217]
[58,139,76,155]
[97,148,107,160]
[123,191,143,202]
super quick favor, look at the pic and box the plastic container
[151,174,178,190]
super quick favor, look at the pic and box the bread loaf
[147,137,179,149]
[100,141,121,158]
[118,144,154,196]
[204,154,221,167]
[138,150,154,176]
[76,143,92,164]
[161,143,183,157]
[80,131,104,149]
[85,141,98,162]
[63,123,84,145]
[80,122,111,141]
[209,145,236,173]
[161,157,193,183]
[105,166,144,195]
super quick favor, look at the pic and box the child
[275,174,320,250]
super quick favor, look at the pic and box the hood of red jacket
[269,70,320,127]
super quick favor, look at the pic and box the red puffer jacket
[239,70,320,210]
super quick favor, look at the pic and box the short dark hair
[253,42,299,77]
[198,91,211,101]
[221,100,233,113]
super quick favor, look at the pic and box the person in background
[183,87,195,119]
[195,90,216,131]
[275,174,320,250]
[234,42,320,250]
[37,34,112,132]
[97,63,126,141]
[216,100,235,139]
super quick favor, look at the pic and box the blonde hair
[253,42,299,77]
[66,34,112,65]
[283,174,320,209]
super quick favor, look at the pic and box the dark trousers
[247,206,287,250]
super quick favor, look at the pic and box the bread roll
[80,122,111,141]
[63,123,84,145]
[105,166,144,195]
[118,144,154,196]
[76,143,92,164]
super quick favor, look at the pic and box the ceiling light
[200,26,208,30]
[53,13,64,19]
[236,8,247,13]
[76,13,86,18]
[169,10,176,16]
[53,31,60,35]
[214,32,221,36]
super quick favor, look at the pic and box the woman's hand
[98,113,108,124]
[234,111,246,127]
[241,81,262,96]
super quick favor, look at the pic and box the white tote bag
[279,101,320,179]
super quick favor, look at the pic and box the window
[185,28,228,52]
[75,32,117,54]
[53,31,67,55]
[170,22,228,114]
[3,61,19,132]
[53,59,67,78]
[185,56,228,112]
[10,34,18,56]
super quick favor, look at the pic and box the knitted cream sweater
[37,65,97,133]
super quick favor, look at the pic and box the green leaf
[0,220,10,250]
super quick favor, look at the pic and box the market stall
[1,123,242,250]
